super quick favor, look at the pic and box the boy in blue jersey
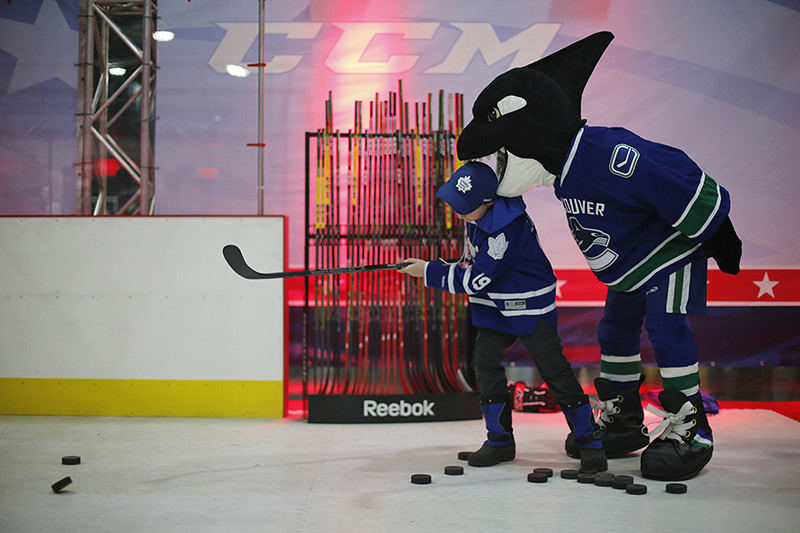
[400,161,607,473]
[454,32,743,481]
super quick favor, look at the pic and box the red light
[93,158,121,177]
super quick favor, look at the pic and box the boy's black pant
[473,320,586,406]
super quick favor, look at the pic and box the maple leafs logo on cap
[456,175,472,193]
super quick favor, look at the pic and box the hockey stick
[223,245,408,280]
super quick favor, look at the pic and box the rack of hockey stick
[302,81,475,398]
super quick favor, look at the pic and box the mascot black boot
[468,400,515,467]
[565,376,649,458]
[640,390,713,480]
[562,398,607,473]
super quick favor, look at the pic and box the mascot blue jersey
[554,125,731,293]
[424,196,557,336]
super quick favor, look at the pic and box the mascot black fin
[527,31,614,115]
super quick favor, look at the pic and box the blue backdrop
[2,0,799,367]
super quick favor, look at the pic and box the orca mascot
[457,31,742,480]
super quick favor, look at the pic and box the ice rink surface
[1,409,799,533]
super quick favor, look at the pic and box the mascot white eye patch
[489,95,527,121]
[490,94,555,197]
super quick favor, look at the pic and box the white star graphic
[753,272,779,298]
[0,2,78,94]
[555,279,567,298]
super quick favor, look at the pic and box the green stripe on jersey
[606,233,699,293]
[668,265,687,313]
[674,173,721,238]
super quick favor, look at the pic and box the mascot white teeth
[458,31,742,481]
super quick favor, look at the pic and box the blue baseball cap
[435,161,498,215]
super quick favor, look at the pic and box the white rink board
[0,217,284,381]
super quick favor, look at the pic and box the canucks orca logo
[569,217,609,251]
[568,217,619,272]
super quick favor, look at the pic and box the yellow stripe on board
[0,378,283,418]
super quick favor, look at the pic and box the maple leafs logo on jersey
[487,233,509,260]
[456,175,472,193]
[466,238,478,260]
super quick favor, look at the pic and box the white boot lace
[645,401,696,443]
[592,397,621,429]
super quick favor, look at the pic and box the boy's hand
[399,258,427,278]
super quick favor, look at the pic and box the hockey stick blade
[223,245,410,280]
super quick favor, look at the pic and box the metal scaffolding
[76,0,157,215]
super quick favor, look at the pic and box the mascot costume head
[457,31,614,196]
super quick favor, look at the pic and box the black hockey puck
[577,472,596,484]
[532,467,553,478]
[612,475,634,489]
[666,482,688,494]
[626,483,647,495]
[457,451,472,461]
[61,456,81,465]
[444,465,464,476]
[594,472,615,486]
[51,476,72,493]
[527,472,548,483]
[411,474,432,485]
[560,469,579,479]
